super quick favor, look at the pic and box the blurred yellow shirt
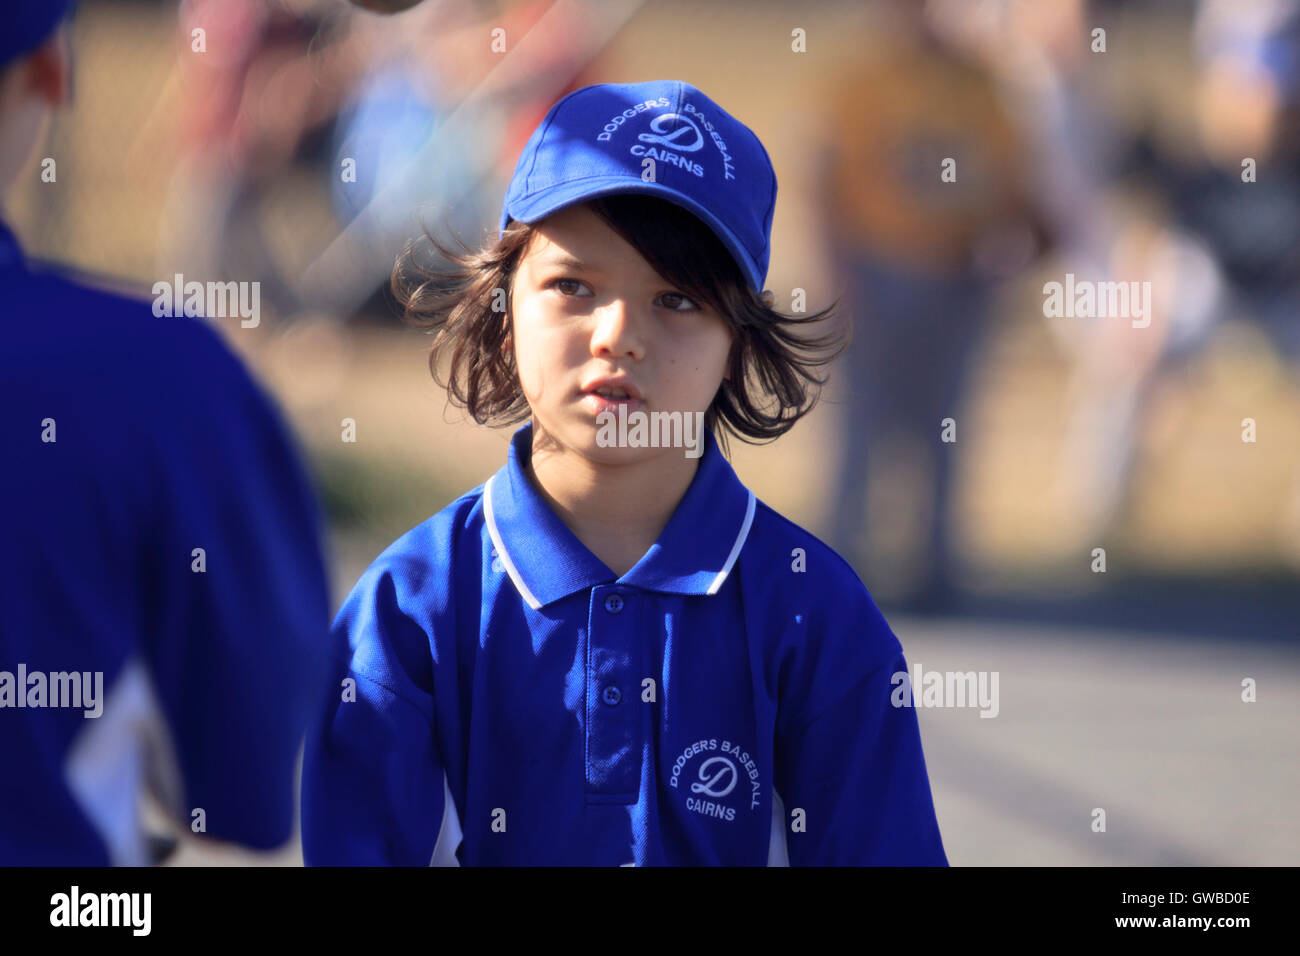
[819,41,1033,273]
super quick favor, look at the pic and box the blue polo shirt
[302,419,947,865]
[0,219,331,864]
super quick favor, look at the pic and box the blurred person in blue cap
[301,79,949,865]
[0,1,332,864]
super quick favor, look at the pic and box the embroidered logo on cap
[597,99,738,182]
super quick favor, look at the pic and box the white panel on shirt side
[428,771,463,866]
[63,656,183,866]
[768,788,790,866]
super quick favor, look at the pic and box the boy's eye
[658,291,700,312]
[547,278,699,312]
[550,278,593,297]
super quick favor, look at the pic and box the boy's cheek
[516,356,565,408]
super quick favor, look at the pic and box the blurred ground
[905,618,1299,866]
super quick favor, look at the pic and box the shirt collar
[483,420,756,610]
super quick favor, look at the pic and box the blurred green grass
[309,445,466,542]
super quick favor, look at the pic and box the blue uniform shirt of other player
[0,218,332,864]
[302,418,948,865]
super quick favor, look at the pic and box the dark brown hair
[391,193,848,457]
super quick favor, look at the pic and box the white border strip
[706,490,756,595]
[484,473,543,610]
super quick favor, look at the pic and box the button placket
[585,586,640,800]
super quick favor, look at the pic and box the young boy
[301,80,948,866]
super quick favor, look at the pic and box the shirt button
[604,593,624,614]
[602,685,622,706]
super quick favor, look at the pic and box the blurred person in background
[998,0,1290,549]
[0,2,332,864]
[161,0,600,327]
[1057,0,1300,555]
[329,0,517,320]
[160,0,351,321]
[815,0,1055,611]
[327,0,604,322]
[1175,0,1300,358]
[939,0,1226,550]
[1180,0,1300,546]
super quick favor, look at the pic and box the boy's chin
[557,420,677,466]
[536,408,708,465]
[576,431,661,465]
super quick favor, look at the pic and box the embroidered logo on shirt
[668,737,762,822]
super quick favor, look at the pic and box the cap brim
[501,177,764,293]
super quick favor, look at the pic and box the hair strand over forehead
[391,195,848,458]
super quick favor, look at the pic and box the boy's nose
[589,298,645,362]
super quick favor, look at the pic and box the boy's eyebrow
[534,252,603,272]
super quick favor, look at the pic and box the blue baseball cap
[1,1,75,67]
[500,80,777,293]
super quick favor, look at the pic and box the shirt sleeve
[300,565,449,866]
[772,570,948,866]
[139,327,333,851]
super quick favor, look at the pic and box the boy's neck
[525,428,700,578]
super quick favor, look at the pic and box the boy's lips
[579,376,644,401]
[579,392,645,416]
[578,375,645,414]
